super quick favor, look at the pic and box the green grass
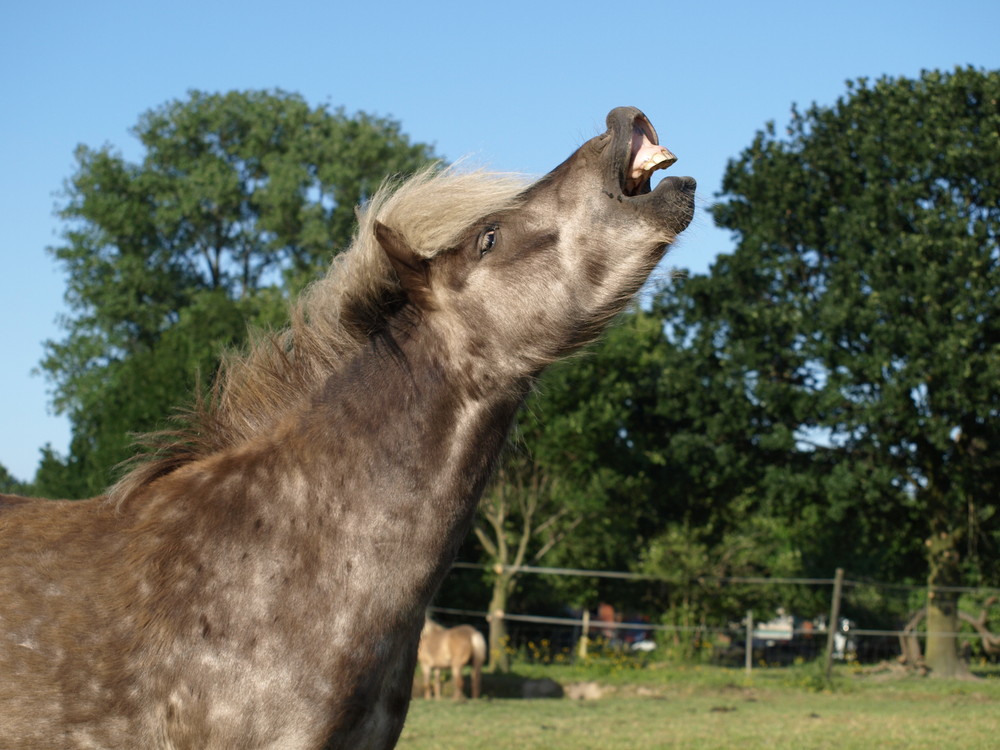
[398,663,1000,749]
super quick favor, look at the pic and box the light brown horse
[0,107,694,749]
[417,620,487,700]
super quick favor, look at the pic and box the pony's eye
[479,228,498,257]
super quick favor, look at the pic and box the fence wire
[432,563,1000,670]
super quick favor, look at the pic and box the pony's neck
[283,319,526,589]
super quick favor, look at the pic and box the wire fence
[430,563,1000,674]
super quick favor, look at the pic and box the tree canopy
[0,463,30,495]
[37,90,437,497]
[693,66,1000,674]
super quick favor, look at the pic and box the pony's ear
[374,221,434,309]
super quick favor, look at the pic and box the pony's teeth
[647,153,668,168]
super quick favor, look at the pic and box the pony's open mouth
[623,116,677,197]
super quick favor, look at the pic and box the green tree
[0,463,30,495]
[473,307,674,670]
[638,507,806,659]
[467,298,823,669]
[39,90,436,497]
[704,67,1000,676]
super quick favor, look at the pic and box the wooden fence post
[745,609,753,678]
[824,567,845,680]
[578,609,590,660]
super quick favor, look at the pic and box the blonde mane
[110,165,529,502]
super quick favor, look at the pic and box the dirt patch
[564,681,603,700]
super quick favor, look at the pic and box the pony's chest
[323,701,408,750]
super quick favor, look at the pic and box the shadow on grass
[411,670,566,700]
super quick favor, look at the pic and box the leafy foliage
[0,463,30,495]
[469,307,675,668]
[701,67,1000,674]
[705,66,1000,581]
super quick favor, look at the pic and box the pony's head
[372,106,695,386]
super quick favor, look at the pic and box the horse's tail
[470,629,487,667]
[470,629,487,699]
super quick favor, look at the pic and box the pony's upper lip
[621,115,677,196]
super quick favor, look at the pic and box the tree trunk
[924,530,968,677]
[487,573,512,673]
[899,608,925,668]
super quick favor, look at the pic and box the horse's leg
[471,660,481,699]
[451,659,465,700]
[421,663,432,699]
[432,667,442,700]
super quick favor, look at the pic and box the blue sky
[2,0,998,483]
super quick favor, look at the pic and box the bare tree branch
[958,596,1000,656]
[532,514,587,563]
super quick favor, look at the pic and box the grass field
[397,663,1000,749]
